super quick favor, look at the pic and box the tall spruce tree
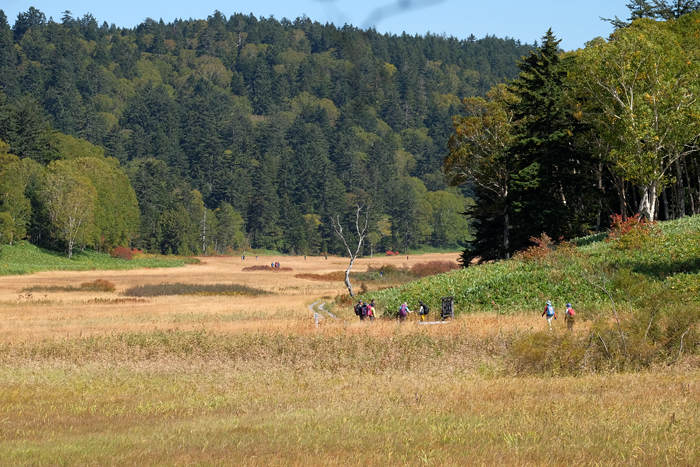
[507,30,596,252]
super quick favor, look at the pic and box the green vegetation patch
[0,242,195,276]
[122,283,268,297]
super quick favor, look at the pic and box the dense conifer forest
[0,7,533,256]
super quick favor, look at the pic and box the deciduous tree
[573,19,700,219]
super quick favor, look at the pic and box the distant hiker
[380,270,384,278]
[418,300,430,322]
[368,302,375,321]
[542,300,556,330]
[565,302,576,331]
[398,302,410,322]
[354,300,363,320]
[304,255,306,260]
[271,262,274,268]
[370,299,377,311]
[256,255,258,260]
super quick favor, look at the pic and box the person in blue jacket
[542,300,556,330]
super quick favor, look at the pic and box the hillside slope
[369,215,700,316]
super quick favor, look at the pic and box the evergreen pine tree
[507,30,596,253]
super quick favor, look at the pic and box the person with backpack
[565,302,576,331]
[542,300,556,330]
[398,302,410,322]
[354,300,363,320]
[418,300,430,321]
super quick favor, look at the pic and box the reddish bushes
[606,213,659,250]
[410,261,460,277]
[110,246,133,261]
[385,250,399,256]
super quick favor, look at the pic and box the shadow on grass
[571,232,608,247]
[616,256,700,280]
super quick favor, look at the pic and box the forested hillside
[0,7,533,256]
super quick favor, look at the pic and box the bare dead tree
[331,203,370,297]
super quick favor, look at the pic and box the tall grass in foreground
[0,330,699,466]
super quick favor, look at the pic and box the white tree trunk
[638,182,658,220]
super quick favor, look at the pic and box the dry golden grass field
[1,252,699,466]
[0,252,465,340]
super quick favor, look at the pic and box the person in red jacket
[565,302,576,331]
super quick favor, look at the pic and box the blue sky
[4,0,630,51]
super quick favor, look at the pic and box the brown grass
[410,260,460,277]
[21,278,116,293]
[121,282,268,297]
[1,250,700,464]
[85,298,149,305]
[0,330,698,465]
[0,253,459,341]
[295,271,347,281]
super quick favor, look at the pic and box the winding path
[309,301,337,319]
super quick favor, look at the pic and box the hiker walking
[367,301,375,321]
[354,300,363,321]
[361,301,370,321]
[418,300,430,322]
[398,302,410,322]
[565,302,576,331]
[542,300,556,330]
[370,299,377,321]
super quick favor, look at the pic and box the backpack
[399,304,407,317]
[546,305,554,316]
[567,308,575,316]
[423,304,429,315]
[354,304,361,315]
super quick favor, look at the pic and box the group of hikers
[354,299,377,321]
[542,300,576,331]
[270,262,282,268]
[353,298,576,328]
[353,299,432,321]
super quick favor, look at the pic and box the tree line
[446,3,700,264]
[0,7,534,256]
